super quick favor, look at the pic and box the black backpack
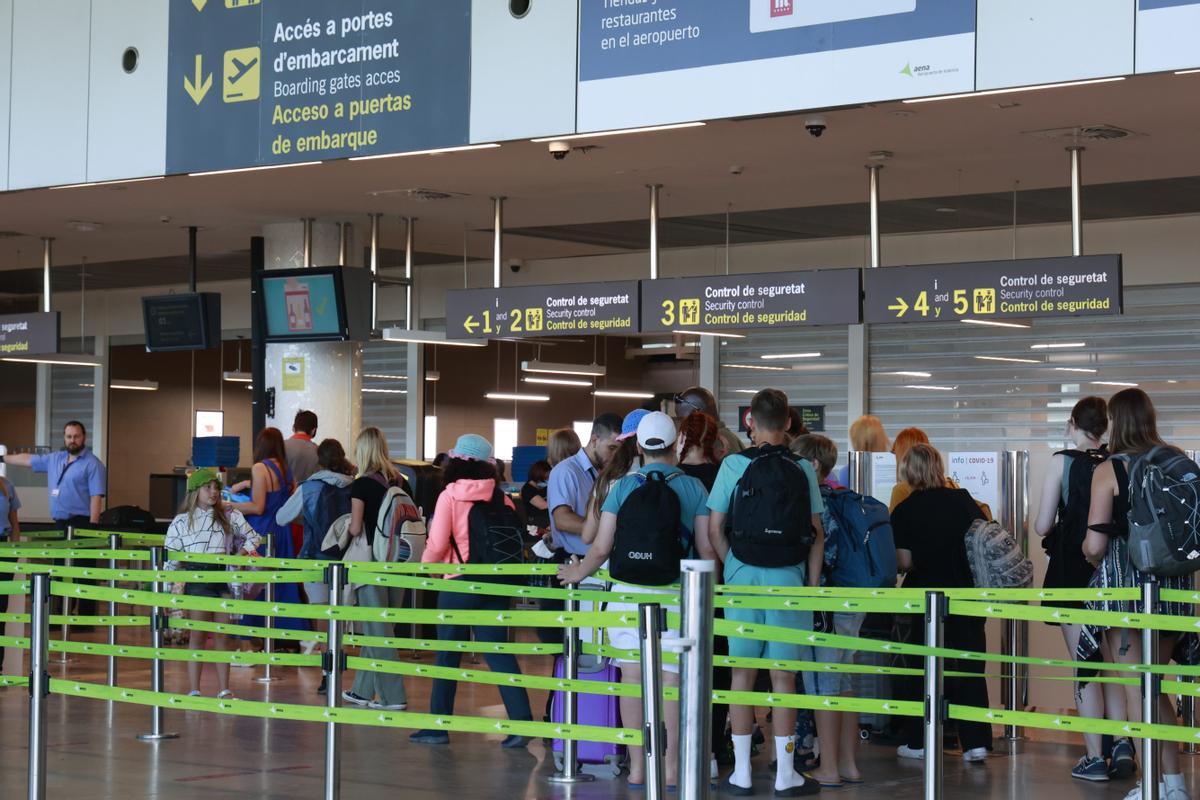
[729,445,814,567]
[1045,448,1107,574]
[451,489,526,584]
[610,471,687,586]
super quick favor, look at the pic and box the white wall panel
[469,0,577,142]
[87,0,168,181]
[0,0,13,190]
[976,0,1134,90]
[8,0,92,189]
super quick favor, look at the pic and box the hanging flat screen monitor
[142,292,221,351]
[259,267,372,342]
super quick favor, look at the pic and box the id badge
[51,488,60,498]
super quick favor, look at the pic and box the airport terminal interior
[2,1,1200,798]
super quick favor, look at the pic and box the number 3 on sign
[660,299,675,327]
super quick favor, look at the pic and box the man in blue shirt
[546,412,622,557]
[5,420,107,528]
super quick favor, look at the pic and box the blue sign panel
[166,0,470,174]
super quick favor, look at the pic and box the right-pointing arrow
[184,54,213,105]
[887,297,909,317]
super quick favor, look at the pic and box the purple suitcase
[551,656,625,775]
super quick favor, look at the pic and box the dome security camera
[548,140,570,160]
[805,115,828,138]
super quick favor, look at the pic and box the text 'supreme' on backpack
[1125,446,1200,577]
[451,489,527,583]
[824,487,897,589]
[964,518,1034,588]
[729,445,814,567]
[610,471,686,586]
[372,485,422,563]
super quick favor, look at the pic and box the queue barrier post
[27,572,50,800]
[136,546,178,742]
[56,526,74,665]
[548,583,595,784]
[1142,578,1161,800]
[639,602,667,800]
[324,562,346,800]
[254,534,280,684]
[675,560,715,800]
[106,533,120,687]
[923,591,946,800]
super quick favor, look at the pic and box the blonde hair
[179,479,232,538]
[898,443,945,492]
[891,427,930,462]
[354,426,401,483]
[849,415,889,453]
[547,428,581,466]
[790,434,838,481]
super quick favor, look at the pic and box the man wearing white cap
[559,411,709,790]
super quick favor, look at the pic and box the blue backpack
[301,479,351,559]
[823,486,897,589]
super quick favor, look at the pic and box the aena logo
[771,0,794,18]
[900,63,932,77]
[628,551,655,561]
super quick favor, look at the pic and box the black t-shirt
[351,474,394,546]
[891,487,985,589]
[521,481,550,529]
[679,462,720,493]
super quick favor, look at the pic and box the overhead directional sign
[166,0,471,174]
[862,255,1122,324]
[640,269,861,333]
[0,312,60,357]
[446,281,640,339]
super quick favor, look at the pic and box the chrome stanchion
[55,526,74,665]
[1143,578,1161,800]
[27,572,50,800]
[639,603,667,800]
[106,533,120,687]
[676,560,715,800]
[324,563,345,800]
[1000,450,1029,744]
[549,583,595,784]
[255,534,280,684]
[137,546,178,741]
[923,591,946,800]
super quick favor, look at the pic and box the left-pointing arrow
[463,315,479,334]
[184,54,213,106]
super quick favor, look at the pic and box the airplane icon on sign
[229,55,257,85]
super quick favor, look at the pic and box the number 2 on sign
[510,309,523,333]
[913,291,930,317]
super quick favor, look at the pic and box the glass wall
[362,340,409,457]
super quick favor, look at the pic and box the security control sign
[0,312,59,357]
[863,254,1122,324]
[640,269,861,333]
[446,281,640,339]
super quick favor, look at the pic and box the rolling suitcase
[551,656,625,778]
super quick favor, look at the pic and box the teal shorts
[722,555,811,662]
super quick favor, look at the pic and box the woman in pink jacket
[409,434,534,748]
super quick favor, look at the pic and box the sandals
[216,690,235,700]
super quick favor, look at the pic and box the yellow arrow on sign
[191,0,207,10]
[887,297,909,317]
[184,54,213,105]
[463,315,479,334]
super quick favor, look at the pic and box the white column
[405,343,425,460]
[698,335,719,400]
[92,335,110,466]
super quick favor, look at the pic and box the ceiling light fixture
[530,122,705,143]
[882,371,933,378]
[903,76,1125,104]
[1176,69,1200,75]
[524,377,592,388]
[51,176,165,190]
[1031,342,1086,350]
[1091,381,1139,388]
[188,161,322,177]
[485,392,550,402]
[733,389,758,394]
[380,329,487,348]
[674,329,746,338]
[425,370,441,382]
[593,390,655,399]
[222,370,252,383]
[362,388,408,395]
[364,374,407,381]
[79,380,159,391]
[903,385,958,391]
[522,360,606,377]
[722,363,788,372]
[3,354,103,367]
[961,319,1032,329]
[761,352,821,360]
[1054,367,1098,374]
[974,355,1040,364]
[349,143,501,161]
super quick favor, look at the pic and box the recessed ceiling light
[485,392,549,402]
[903,385,957,391]
[881,371,932,378]
[761,352,821,360]
[1091,381,1138,388]
[1054,367,1097,374]
[974,355,1040,364]
[593,390,655,399]
[961,319,1031,329]
[523,377,592,388]
[1031,342,1086,350]
[722,364,788,372]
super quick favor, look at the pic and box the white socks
[730,734,753,788]
[775,735,806,792]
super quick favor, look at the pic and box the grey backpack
[964,519,1034,588]
[1125,447,1200,578]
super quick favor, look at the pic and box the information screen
[143,294,219,351]
[262,273,344,339]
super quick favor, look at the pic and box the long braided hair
[678,411,719,464]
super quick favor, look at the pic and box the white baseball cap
[637,411,677,450]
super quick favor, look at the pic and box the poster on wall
[576,0,976,131]
[166,0,471,173]
[1135,0,1200,73]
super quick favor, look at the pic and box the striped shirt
[165,507,260,571]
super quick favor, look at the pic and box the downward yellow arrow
[183,54,213,105]
[191,0,207,10]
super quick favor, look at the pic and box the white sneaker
[963,747,988,763]
[897,745,925,760]
[300,640,320,655]
[1123,783,1190,800]
[711,757,719,780]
